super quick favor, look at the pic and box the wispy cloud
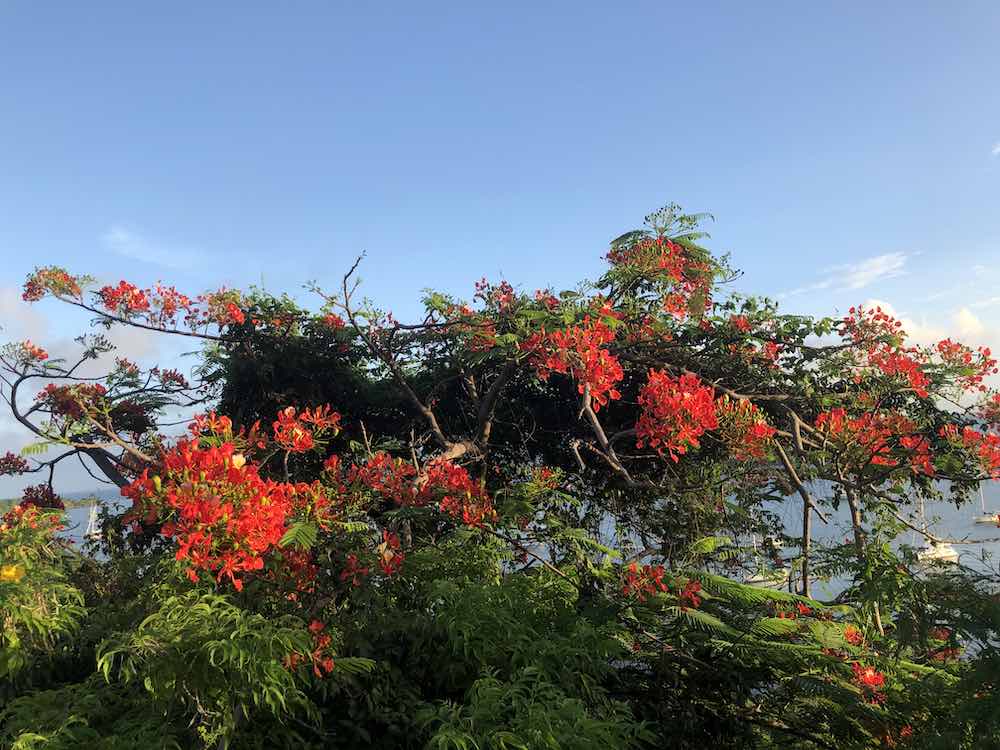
[101,225,200,269]
[992,142,1000,157]
[972,295,1000,309]
[779,252,907,298]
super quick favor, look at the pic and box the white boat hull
[917,543,959,564]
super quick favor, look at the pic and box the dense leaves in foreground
[3,206,1000,748]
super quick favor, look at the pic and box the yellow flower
[231,453,246,469]
[0,564,24,583]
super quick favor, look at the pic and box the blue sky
[2,1,1000,493]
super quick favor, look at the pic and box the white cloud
[955,306,986,339]
[972,296,1000,309]
[859,298,944,347]
[0,286,49,341]
[860,299,996,360]
[992,142,1000,157]
[101,225,200,269]
[780,252,907,298]
[0,288,196,495]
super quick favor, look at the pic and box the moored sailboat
[972,485,998,525]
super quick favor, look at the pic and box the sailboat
[973,485,998,525]
[916,495,958,564]
[84,503,101,541]
[745,535,791,588]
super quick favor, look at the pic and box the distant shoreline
[0,495,103,512]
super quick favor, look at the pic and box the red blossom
[35,383,108,420]
[716,397,776,460]
[189,410,234,438]
[939,425,1000,479]
[816,409,935,476]
[0,451,30,476]
[22,266,82,302]
[18,340,48,363]
[521,315,623,411]
[99,281,150,314]
[679,580,702,610]
[377,530,404,576]
[122,436,328,591]
[273,407,315,452]
[20,484,65,511]
[844,625,864,646]
[351,452,496,527]
[843,306,930,397]
[622,562,668,602]
[636,370,717,461]
[321,313,346,330]
[937,338,997,393]
[340,553,369,586]
[730,315,751,333]
[851,662,887,703]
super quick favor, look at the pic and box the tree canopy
[2,205,1000,748]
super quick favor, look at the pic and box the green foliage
[8,205,1000,749]
[96,589,319,746]
[0,509,85,685]
[419,668,649,750]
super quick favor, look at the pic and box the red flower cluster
[20,484,65,510]
[636,370,718,462]
[123,439,319,590]
[679,579,702,610]
[0,451,30,476]
[843,306,929,397]
[321,313,346,330]
[273,405,341,453]
[22,266,82,302]
[18,340,48,363]
[981,393,1000,427]
[84,277,252,332]
[716,398,776,460]
[843,624,864,646]
[340,553,369,586]
[35,383,108,420]
[729,315,751,333]
[474,278,518,312]
[306,620,336,677]
[936,339,997,393]
[423,459,496,527]
[0,501,63,535]
[761,340,782,364]
[939,425,1000,479]
[851,662,887,704]
[154,367,190,389]
[868,348,930,398]
[816,409,935,476]
[284,619,335,677]
[534,289,560,310]
[99,281,151,314]
[622,562,668,602]
[189,410,234,438]
[377,530,404,575]
[351,452,496,527]
[204,289,246,326]
[149,283,194,326]
[521,316,623,411]
[351,452,420,505]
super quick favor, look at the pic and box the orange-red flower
[636,370,717,461]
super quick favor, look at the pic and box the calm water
[769,482,1000,599]
[58,484,1000,600]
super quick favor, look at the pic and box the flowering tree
[2,205,1000,748]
